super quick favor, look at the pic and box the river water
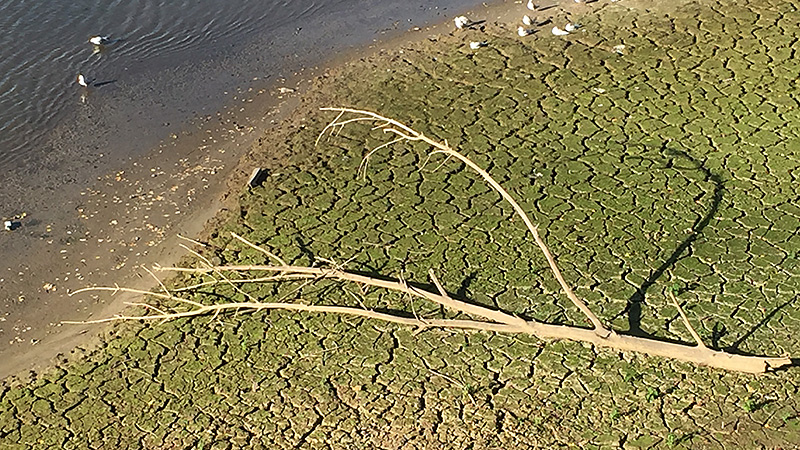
[0,0,481,170]
[0,0,490,377]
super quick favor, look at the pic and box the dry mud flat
[2,0,800,448]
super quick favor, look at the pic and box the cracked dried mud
[2,0,800,448]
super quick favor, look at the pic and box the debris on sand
[248,168,268,188]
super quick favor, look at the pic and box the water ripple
[0,0,321,168]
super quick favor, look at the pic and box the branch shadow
[456,272,478,299]
[620,146,723,338]
[535,4,559,12]
[93,79,117,87]
[724,296,798,365]
[294,236,316,266]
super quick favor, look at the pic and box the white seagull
[469,41,488,50]
[89,35,111,46]
[454,16,470,29]
[76,74,89,87]
[518,26,534,37]
[523,15,533,26]
[564,23,582,32]
[527,0,536,11]
[552,26,570,36]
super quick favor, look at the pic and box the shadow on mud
[620,145,724,339]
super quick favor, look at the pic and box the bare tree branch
[67,108,794,374]
[70,260,791,373]
[319,107,610,336]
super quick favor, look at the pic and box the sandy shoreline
[0,0,509,381]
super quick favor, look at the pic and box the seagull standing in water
[89,35,111,46]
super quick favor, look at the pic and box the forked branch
[319,107,610,336]
[68,108,792,374]
[69,255,790,373]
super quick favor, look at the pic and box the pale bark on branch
[68,108,793,374]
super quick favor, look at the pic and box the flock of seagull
[78,1,590,86]
[76,35,115,87]
[79,2,593,86]
[455,0,585,48]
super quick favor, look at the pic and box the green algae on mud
[3,0,800,448]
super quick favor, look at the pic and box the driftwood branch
[68,108,793,374]
[70,261,790,374]
[319,107,610,336]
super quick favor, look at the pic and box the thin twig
[177,234,208,247]
[143,265,172,298]
[668,291,707,349]
[173,274,306,292]
[64,291,513,334]
[358,137,405,179]
[157,263,527,327]
[178,242,257,303]
[230,232,286,266]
